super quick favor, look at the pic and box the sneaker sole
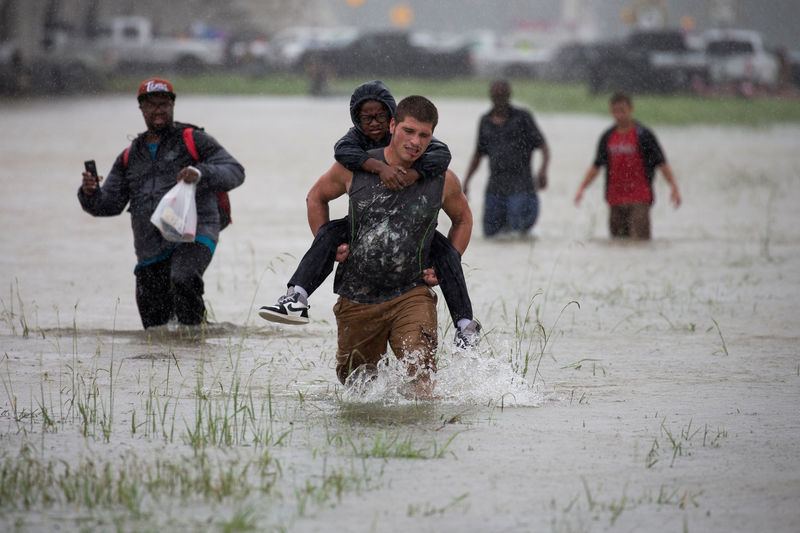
[258,308,309,325]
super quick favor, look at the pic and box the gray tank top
[334,149,445,304]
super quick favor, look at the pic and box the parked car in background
[268,26,359,71]
[3,37,106,95]
[539,41,596,82]
[702,28,780,89]
[0,42,25,95]
[585,28,706,94]
[790,49,800,89]
[299,30,472,78]
[94,16,228,73]
[1,15,231,95]
[227,34,275,75]
[470,31,554,79]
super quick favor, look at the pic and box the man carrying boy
[304,95,472,392]
[574,91,681,239]
[259,81,480,347]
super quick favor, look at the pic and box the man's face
[490,82,511,107]
[388,115,433,165]
[358,100,390,141]
[611,101,633,128]
[139,94,174,132]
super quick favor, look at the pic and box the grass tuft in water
[710,318,729,356]
[646,417,728,469]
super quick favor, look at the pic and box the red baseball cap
[137,78,176,102]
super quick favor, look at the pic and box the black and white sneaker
[454,319,482,349]
[259,289,310,324]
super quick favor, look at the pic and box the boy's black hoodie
[333,80,451,179]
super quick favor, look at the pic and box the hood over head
[349,80,397,131]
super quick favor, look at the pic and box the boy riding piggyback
[260,80,481,348]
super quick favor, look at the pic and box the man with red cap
[78,78,245,329]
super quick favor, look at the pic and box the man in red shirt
[574,92,681,239]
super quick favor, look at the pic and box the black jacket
[333,80,451,179]
[78,121,245,265]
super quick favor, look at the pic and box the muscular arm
[441,170,473,255]
[305,162,353,236]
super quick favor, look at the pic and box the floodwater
[1,95,799,532]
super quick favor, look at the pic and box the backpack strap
[184,126,232,227]
[123,127,197,168]
[182,127,199,162]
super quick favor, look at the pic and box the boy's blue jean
[483,192,539,236]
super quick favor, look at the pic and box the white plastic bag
[150,181,197,242]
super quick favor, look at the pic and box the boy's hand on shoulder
[378,165,409,191]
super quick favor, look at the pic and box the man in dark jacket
[463,79,550,238]
[78,78,245,328]
[574,91,680,239]
[259,80,481,348]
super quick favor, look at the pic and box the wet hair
[610,91,632,106]
[394,95,438,130]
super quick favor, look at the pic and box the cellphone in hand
[84,160,99,186]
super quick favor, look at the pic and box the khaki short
[609,202,651,240]
[333,285,438,384]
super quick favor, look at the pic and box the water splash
[341,344,544,407]
[435,344,544,406]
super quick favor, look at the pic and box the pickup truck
[586,29,706,94]
[94,16,227,73]
[298,30,472,78]
[702,29,780,89]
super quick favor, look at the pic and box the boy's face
[610,101,633,128]
[358,100,390,141]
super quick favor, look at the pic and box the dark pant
[288,218,474,326]
[483,192,539,236]
[609,203,651,240]
[135,242,213,328]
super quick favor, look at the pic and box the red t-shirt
[606,128,652,206]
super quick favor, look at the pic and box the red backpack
[123,127,232,229]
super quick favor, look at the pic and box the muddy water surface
[1,95,799,532]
